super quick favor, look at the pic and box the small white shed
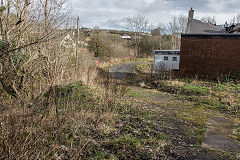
[153,50,180,73]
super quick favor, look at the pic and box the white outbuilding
[153,50,180,73]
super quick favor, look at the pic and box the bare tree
[230,13,240,24]
[168,15,188,34]
[200,16,216,24]
[235,13,240,24]
[126,14,151,33]
[168,15,188,49]
[125,14,153,56]
[0,0,72,101]
[151,23,167,36]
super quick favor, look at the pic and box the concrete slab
[203,115,240,153]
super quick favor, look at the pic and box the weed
[90,150,106,159]
[157,132,170,140]
[182,84,209,96]
[217,83,240,92]
[104,136,152,159]
[195,128,207,145]
[127,89,143,98]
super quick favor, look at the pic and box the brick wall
[179,35,240,76]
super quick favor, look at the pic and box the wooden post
[75,17,80,69]
[76,17,80,58]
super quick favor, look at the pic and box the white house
[153,50,180,73]
[121,35,131,39]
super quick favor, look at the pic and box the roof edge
[153,50,180,51]
[181,33,240,39]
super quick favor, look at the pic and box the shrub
[88,35,111,58]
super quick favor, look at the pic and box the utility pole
[76,17,80,57]
[75,17,80,67]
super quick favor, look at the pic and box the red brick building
[179,34,240,76]
[179,9,240,76]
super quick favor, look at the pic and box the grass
[127,89,143,98]
[134,61,240,113]
[133,59,240,113]
[1,56,239,159]
[182,84,209,96]
[237,134,240,142]
[0,75,177,159]
[0,80,119,159]
[108,109,171,159]
[124,86,211,148]
[216,82,240,91]
[152,79,240,115]
[132,59,240,150]
[195,128,207,145]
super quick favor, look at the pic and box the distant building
[121,35,131,39]
[153,50,180,73]
[180,9,240,76]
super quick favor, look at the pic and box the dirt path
[109,62,240,159]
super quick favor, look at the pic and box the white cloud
[69,0,240,29]
[206,0,240,12]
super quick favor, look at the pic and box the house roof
[186,19,226,34]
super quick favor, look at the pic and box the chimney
[188,7,194,22]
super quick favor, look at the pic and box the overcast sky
[69,0,240,30]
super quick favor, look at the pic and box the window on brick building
[164,56,168,60]
[172,57,177,61]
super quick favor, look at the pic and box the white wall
[154,54,180,72]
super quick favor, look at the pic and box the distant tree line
[88,29,133,59]
[124,14,187,56]
[88,12,240,58]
